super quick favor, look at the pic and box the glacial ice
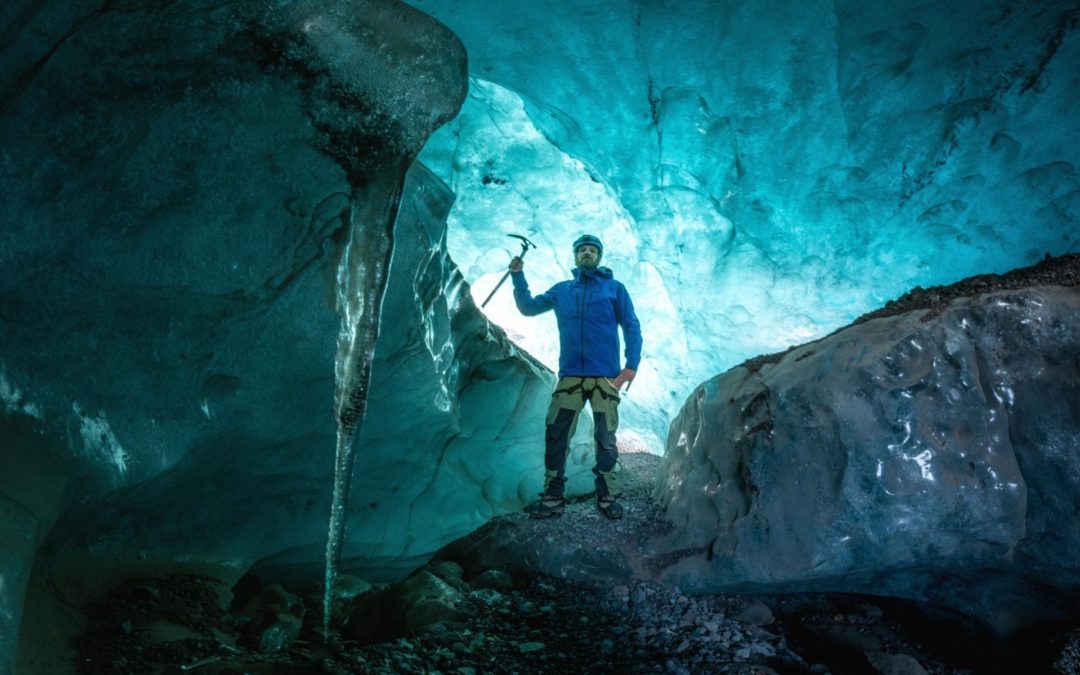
[1,0,1079,668]
[415,0,1080,450]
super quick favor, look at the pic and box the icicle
[322,179,402,639]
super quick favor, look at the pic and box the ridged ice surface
[2,0,1079,668]
[416,0,1080,450]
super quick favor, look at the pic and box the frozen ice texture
[416,0,1080,450]
[1,0,1079,668]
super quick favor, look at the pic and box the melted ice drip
[323,184,400,639]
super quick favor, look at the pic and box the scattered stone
[346,571,470,644]
[471,569,514,592]
[73,450,1079,674]
[333,574,374,601]
[865,651,930,675]
[236,583,305,653]
[803,622,884,653]
[427,560,468,592]
[1055,629,1080,675]
[736,598,774,626]
[468,587,505,607]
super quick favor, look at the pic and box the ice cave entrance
[419,79,825,454]
[420,79,665,453]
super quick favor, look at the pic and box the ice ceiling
[414,0,1080,449]
[2,1,1079,668]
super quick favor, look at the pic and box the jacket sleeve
[511,271,556,316]
[616,282,642,370]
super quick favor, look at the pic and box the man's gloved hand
[509,256,523,272]
[612,368,636,391]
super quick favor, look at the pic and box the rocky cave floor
[72,255,1080,674]
[74,451,1080,675]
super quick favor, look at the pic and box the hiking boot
[525,493,564,518]
[597,495,623,520]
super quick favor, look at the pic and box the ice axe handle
[480,271,511,308]
[480,236,535,308]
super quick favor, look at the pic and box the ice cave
[1,0,1078,672]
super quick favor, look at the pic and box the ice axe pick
[481,234,537,308]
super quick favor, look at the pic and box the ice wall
[0,0,550,670]
[414,0,1080,449]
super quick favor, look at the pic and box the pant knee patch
[545,407,579,470]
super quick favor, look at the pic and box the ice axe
[481,234,536,308]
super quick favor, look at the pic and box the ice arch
[413,0,1080,447]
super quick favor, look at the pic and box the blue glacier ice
[1,0,1078,670]
[415,0,1080,451]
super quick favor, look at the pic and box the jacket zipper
[579,274,589,374]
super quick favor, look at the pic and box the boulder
[346,570,471,644]
[656,283,1080,632]
[236,583,305,653]
[471,569,515,593]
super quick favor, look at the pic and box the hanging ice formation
[323,181,403,638]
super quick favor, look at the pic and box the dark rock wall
[656,280,1080,632]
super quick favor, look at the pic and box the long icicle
[323,178,402,639]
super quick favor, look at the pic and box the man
[509,234,642,519]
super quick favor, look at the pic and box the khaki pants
[543,376,621,498]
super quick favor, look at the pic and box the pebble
[469,588,504,607]
[82,448,1040,674]
[472,569,514,593]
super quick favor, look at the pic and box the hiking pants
[543,376,621,499]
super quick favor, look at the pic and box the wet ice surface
[416,0,1080,453]
[4,0,1080,669]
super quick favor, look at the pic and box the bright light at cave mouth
[421,79,641,375]
[418,79,851,452]
[418,65,1079,455]
[420,79,858,364]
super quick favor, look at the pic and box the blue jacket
[511,266,642,378]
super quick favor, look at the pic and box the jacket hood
[572,266,613,281]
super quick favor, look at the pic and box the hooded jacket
[511,266,642,378]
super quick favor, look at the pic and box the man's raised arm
[509,256,555,316]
